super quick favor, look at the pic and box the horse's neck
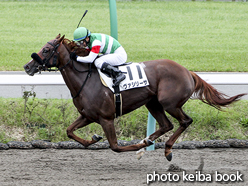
[59,42,92,98]
[59,63,90,98]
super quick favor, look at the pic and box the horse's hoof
[136,148,145,160]
[145,139,154,146]
[92,134,103,142]
[166,152,173,161]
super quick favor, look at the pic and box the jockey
[70,27,127,87]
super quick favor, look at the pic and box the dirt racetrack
[0,148,247,186]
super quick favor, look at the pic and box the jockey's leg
[100,62,126,86]
[95,46,127,86]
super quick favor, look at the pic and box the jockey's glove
[70,52,78,61]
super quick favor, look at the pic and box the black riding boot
[101,62,126,86]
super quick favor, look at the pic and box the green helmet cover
[73,27,91,41]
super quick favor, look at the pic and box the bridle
[46,41,60,67]
[31,39,92,99]
[31,41,61,72]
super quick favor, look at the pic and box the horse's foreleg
[100,119,153,153]
[164,108,193,161]
[67,115,102,147]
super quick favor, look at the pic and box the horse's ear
[58,35,65,43]
[56,34,61,39]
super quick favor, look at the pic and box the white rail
[0,72,64,85]
[196,72,248,85]
[0,72,248,85]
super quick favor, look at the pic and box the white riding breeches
[94,46,127,69]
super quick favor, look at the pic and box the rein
[71,63,92,99]
[59,59,91,99]
[59,42,92,99]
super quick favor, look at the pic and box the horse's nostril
[25,65,30,70]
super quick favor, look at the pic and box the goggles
[78,40,85,45]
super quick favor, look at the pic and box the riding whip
[77,10,88,28]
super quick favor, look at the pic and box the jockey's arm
[77,40,101,63]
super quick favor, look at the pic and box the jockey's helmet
[73,27,91,42]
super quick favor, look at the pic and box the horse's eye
[42,48,50,56]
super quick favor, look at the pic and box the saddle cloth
[98,63,149,92]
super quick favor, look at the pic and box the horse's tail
[190,71,247,110]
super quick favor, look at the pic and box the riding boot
[101,62,126,86]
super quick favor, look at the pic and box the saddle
[98,62,149,118]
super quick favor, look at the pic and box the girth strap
[113,85,122,118]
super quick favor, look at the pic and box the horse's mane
[62,38,89,57]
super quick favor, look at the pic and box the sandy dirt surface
[0,148,247,186]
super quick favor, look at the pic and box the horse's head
[24,34,90,76]
[24,34,66,76]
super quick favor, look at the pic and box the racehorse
[23,34,246,161]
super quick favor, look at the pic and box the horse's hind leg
[67,115,102,147]
[145,98,174,141]
[164,108,193,161]
[135,98,175,159]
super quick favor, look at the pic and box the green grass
[0,0,248,71]
[0,93,247,143]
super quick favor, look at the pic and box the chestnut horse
[24,34,246,161]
